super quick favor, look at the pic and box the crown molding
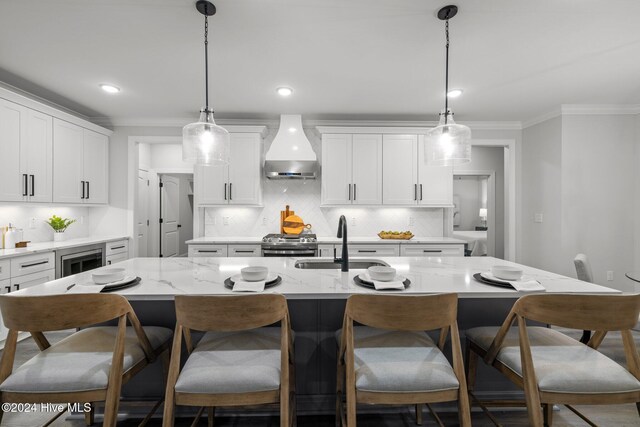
[521,107,562,129]
[523,104,640,129]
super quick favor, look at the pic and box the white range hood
[264,115,318,179]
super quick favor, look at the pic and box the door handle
[177,224,182,228]
[30,175,35,196]
[224,183,227,200]
[81,181,85,199]
[22,174,28,196]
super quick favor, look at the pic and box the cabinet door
[400,244,464,257]
[321,134,352,205]
[195,164,228,205]
[24,110,53,202]
[352,134,382,205]
[228,244,261,257]
[10,269,55,292]
[83,129,109,204]
[53,119,84,203]
[382,135,418,205]
[106,252,129,266]
[0,99,26,202]
[188,244,228,257]
[417,135,453,206]
[228,133,262,205]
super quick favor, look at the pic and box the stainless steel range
[261,234,318,257]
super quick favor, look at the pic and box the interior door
[228,133,261,205]
[382,135,418,205]
[321,134,352,205]
[160,175,180,258]
[137,170,149,257]
[352,134,382,204]
[0,99,26,202]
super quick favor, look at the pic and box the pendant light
[183,0,230,165]
[425,5,471,166]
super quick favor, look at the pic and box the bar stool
[465,294,640,426]
[0,294,172,427]
[163,294,295,427]
[336,293,470,427]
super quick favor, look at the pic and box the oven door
[262,249,318,257]
[60,249,104,277]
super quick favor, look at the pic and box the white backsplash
[203,127,445,238]
[0,205,92,243]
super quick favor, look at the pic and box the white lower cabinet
[10,269,55,292]
[318,244,335,258]
[188,245,228,257]
[0,260,9,281]
[10,252,55,277]
[400,244,464,257]
[106,253,128,266]
[338,244,400,257]
[228,244,261,257]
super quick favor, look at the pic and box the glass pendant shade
[425,112,471,166]
[182,110,230,165]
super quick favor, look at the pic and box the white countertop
[186,236,466,245]
[0,236,130,260]
[17,256,619,300]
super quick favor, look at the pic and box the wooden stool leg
[543,404,553,427]
[415,404,423,425]
[465,342,478,392]
[84,402,95,426]
[207,407,215,427]
[336,351,344,427]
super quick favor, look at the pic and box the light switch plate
[534,213,543,223]
[607,271,614,281]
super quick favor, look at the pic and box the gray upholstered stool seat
[175,328,282,394]
[336,326,459,393]
[466,326,640,394]
[0,326,172,393]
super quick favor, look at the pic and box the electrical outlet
[351,217,356,226]
[606,271,614,281]
[262,217,268,226]
[29,217,37,229]
[223,217,230,226]
[408,216,415,226]
[534,213,543,223]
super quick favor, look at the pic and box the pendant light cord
[444,18,450,125]
[204,14,210,111]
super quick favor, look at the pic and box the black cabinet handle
[86,181,90,199]
[177,224,182,228]
[229,183,232,200]
[81,181,85,199]
[30,175,35,196]
[107,260,112,265]
[353,183,357,201]
[348,184,352,201]
[21,260,49,268]
[110,245,125,250]
[224,183,227,200]
[5,286,11,293]
[420,184,423,201]
[235,250,255,253]
[198,250,219,253]
[423,250,443,253]
[414,184,417,201]
[358,250,377,253]
[13,284,19,291]
[22,174,28,196]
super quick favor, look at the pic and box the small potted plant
[46,215,76,242]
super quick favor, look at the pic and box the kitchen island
[13,256,620,414]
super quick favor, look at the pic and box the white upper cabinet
[321,134,382,205]
[82,129,109,204]
[0,99,26,202]
[196,133,262,206]
[53,119,109,204]
[321,134,352,205]
[0,99,53,203]
[417,135,453,206]
[352,134,382,205]
[382,135,418,205]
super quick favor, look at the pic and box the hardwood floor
[1,332,639,426]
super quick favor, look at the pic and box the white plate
[231,273,278,284]
[360,272,406,283]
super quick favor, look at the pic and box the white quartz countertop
[0,236,130,260]
[17,256,619,300]
[186,236,466,245]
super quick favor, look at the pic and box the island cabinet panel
[382,134,418,205]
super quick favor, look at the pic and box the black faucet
[334,215,349,272]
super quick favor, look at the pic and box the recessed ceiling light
[447,88,463,98]
[100,84,120,94]
[276,87,293,97]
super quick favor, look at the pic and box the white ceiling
[1,0,640,125]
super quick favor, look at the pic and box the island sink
[294,259,389,269]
